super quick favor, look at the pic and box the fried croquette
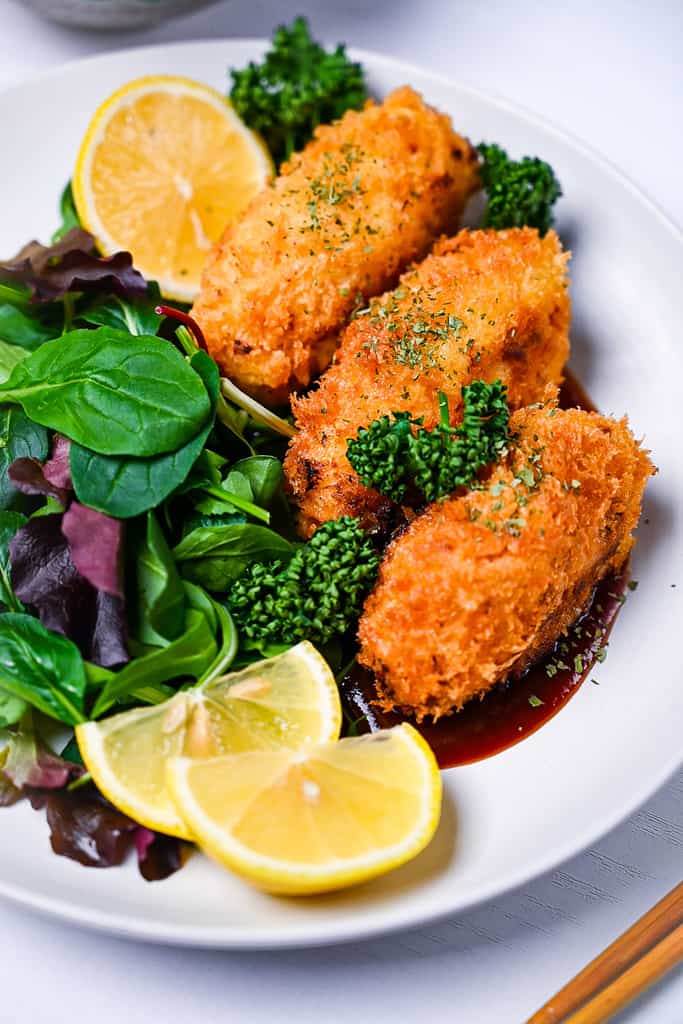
[357,402,654,720]
[191,87,479,406]
[285,227,570,537]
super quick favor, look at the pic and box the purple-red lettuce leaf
[8,457,69,504]
[9,514,128,668]
[28,782,184,879]
[30,783,139,868]
[0,713,84,806]
[135,827,186,882]
[42,434,72,491]
[0,229,147,305]
[62,501,123,598]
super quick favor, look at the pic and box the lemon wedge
[167,724,442,894]
[76,642,341,840]
[72,74,273,301]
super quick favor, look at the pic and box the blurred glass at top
[16,1,222,30]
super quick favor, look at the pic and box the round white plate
[0,41,681,950]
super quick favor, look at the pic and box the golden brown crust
[191,87,479,405]
[284,227,571,537]
[357,404,654,719]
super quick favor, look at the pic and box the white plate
[0,40,681,950]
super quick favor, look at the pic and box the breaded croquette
[357,402,654,720]
[285,227,570,537]
[191,87,479,405]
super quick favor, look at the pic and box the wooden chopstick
[562,923,683,1024]
[527,882,683,1023]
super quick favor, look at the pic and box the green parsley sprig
[477,142,562,235]
[226,516,380,648]
[346,380,510,504]
[229,17,368,168]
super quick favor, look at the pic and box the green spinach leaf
[131,512,186,648]
[51,183,81,243]
[0,689,27,728]
[0,304,61,351]
[91,607,217,717]
[78,281,164,338]
[0,406,49,510]
[172,524,294,592]
[0,339,29,384]
[0,511,26,612]
[69,350,219,518]
[0,613,86,724]
[0,328,210,456]
[226,456,283,507]
[195,599,238,685]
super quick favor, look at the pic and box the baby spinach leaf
[130,512,185,648]
[226,456,283,507]
[0,613,86,724]
[172,524,294,592]
[0,303,61,351]
[0,406,49,510]
[92,607,217,717]
[182,511,247,535]
[78,281,165,338]
[0,689,27,729]
[0,511,26,612]
[195,599,238,686]
[0,339,29,383]
[182,580,219,634]
[69,349,219,518]
[0,328,211,456]
[51,183,81,243]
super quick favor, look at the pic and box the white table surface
[1,1,681,1021]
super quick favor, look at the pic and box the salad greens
[0,328,211,456]
[0,407,49,509]
[0,614,87,725]
[0,192,378,821]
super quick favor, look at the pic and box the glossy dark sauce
[340,572,628,768]
[340,372,631,768]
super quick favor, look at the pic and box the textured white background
[0,1,681,1021]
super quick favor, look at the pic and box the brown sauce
[340,370,631,768]
[340,571,628,768]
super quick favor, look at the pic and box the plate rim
[0,37,681,950]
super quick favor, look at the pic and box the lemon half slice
[72,74,273,301]
[76,643,341,840]
[167,724,442,894]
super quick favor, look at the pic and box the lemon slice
[167,724,442,894]
[76,642,341,840]
[72,74,273,301]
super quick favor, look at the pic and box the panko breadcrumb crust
[192,86,479,405]
[285,227,570,537]
[357,402,654,720]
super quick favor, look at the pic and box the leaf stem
[198,483,270,524]
[438,391,451,431]
[219,379,296,439]
[155,306,208,352]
